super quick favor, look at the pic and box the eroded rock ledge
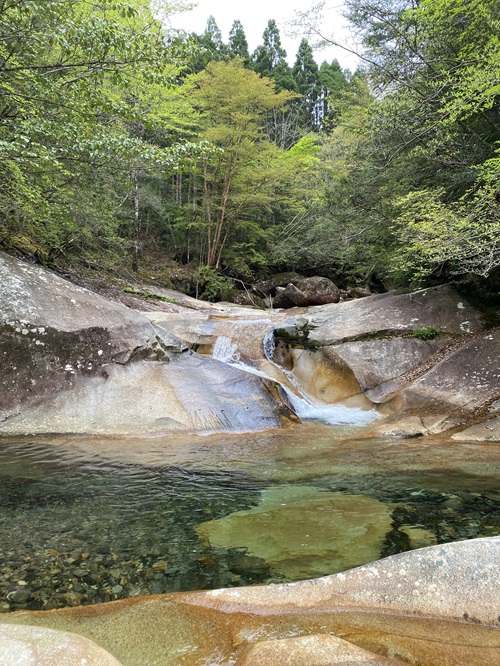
[1,250,499,439]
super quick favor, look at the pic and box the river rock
[0,354,293,436]
[0,252,298,435]
[451,416,500,442]
[0,624,122,666]
[0,251,184,422]
[197,486,394,579]
[253,272,305,298]
[403,330,500,412]
[273,283,309,308]
[304,285,484,343]
[235,634,403,665]
[328,337,449,403]
[297,276,340,305]
[3,538,499,666]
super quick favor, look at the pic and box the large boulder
[273,284,498,434]
[197,485,394,580]
[0,252,184,422]
[273,283,309,308]
[297,276,340,305]
[0,252,294,435]
[253,272,305,298]
[304,284,484,343]
[0,355,293,436]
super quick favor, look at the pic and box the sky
[166,1,360,72]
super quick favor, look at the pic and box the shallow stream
[1,425,500,612]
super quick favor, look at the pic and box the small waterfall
[212,336,240,364]
[263,329,275,362]
[212,328,379,427]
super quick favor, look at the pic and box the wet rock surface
[0,623,123,665]
[0,355,293,436]
[0,252,295,436]
[2,538,499,666]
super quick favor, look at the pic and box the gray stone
[0,252,185,422]
[297,276,340,305]
[305,285,484,344]
[0,355,293,436]
[403,330,500,412]
[273,283,309,308]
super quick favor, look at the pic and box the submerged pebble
[0,442,499,613]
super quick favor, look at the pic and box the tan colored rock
[399,526,438,549]
[0,624,122,666]
[3,538,500,666]
[451,416,500,442]
[235,633,403,665]
[289,347,366,403]
[192,537,500,625]
[0,355,294,436]
[331,337,449,402]
[197,486,394,579]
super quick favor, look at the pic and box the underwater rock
[3,538,500,666]
[197,486,394,579]
[235,633,403,665]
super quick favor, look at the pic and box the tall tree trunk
[132,168,140,272]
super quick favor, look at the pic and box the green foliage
[193,266,234,301]
[228,20,250,65]
[412,326,440,341]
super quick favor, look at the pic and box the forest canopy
[0,0,498,299]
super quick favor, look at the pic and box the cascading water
[212,336,241,364]
[213,328,379,426]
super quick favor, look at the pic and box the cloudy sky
[167,1,360,71]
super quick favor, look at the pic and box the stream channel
[1,331,500,614]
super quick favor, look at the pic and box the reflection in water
[0,430,499,613]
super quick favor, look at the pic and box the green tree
[228,20,250,65]
[188,60,301,272]
[201,15,226,58]
[0,0,200,264]
[292,38,321,129]
[251,19,296,91]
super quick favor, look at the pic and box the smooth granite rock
[0,354,293,436]
[235,633,403,665]
[0,624,122,666]
[403,330,500,412]
[303,285,484,344]
[3,538,499,666]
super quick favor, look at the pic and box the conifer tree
[252,20,285,75]
[201,15,226,59]
[252,20,297,91]
[318,59,349,128]
[292,38,321,129]
[228,20,250,65]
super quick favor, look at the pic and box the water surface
[1,425,499,612]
